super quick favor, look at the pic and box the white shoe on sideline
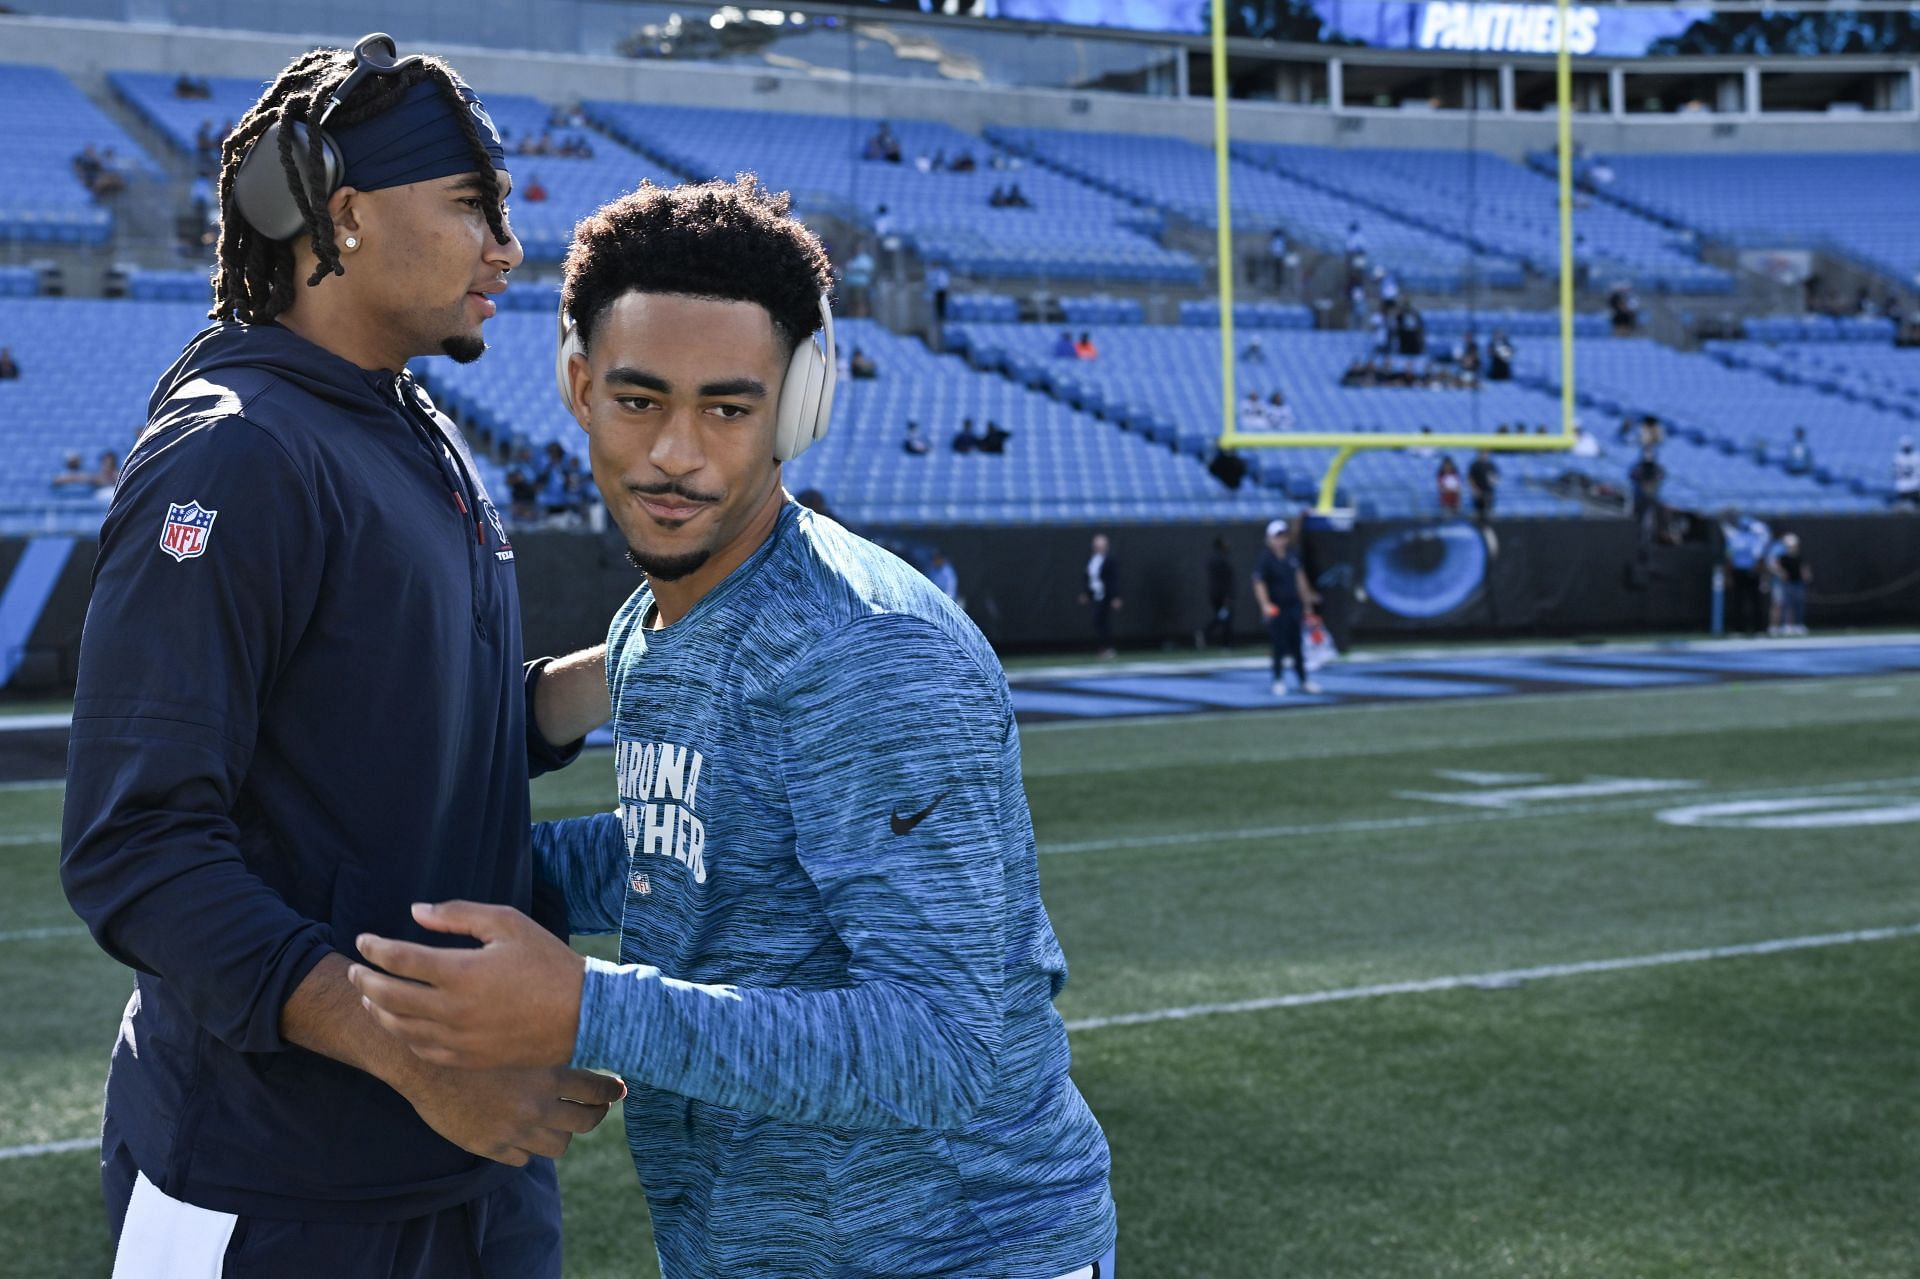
[1271,680,1289,697]
[1302,679,1324,694]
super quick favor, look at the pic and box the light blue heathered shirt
[537,501,1116,1279]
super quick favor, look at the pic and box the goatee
[628,546,711,582]
[442,334,486,364]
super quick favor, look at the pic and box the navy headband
[332,79,508,192]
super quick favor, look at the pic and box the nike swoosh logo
[890,794,945,836]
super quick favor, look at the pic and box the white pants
[112,1172,239,1277]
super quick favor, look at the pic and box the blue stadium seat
[0,64,158,246]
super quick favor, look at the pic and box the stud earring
[343,236,359,249]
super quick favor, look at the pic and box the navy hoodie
[61,320,573,1221]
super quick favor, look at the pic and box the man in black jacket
[60,39,619,1278]
[1078,532,1122,657]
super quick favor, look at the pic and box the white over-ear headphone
[556,294,837,463]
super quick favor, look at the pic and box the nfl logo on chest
[159,501,217,562]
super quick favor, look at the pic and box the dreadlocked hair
[211,46,508,324]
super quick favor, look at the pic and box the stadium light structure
[1212,0,1582,513]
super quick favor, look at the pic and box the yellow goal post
[1210,0,1581,512]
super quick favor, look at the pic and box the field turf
[5,667,1920,1276]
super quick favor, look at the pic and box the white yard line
[0,1136,95,1161]
[0,714,72,733]
[0,829,60,847]
[1035,774,1920,857]
[1065,923,1920,1032]
[0,925,85,942]
[11,921,1918,1161]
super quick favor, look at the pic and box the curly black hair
[212,46,508,324]
[561,176,832,357]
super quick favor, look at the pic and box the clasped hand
[351,901,586,1072]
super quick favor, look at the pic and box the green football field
[6,668,1920,1277]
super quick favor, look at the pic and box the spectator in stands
[1252,518,1320,698]
[1784,426,1813,475]
[1629,446,1667,541]
[1467,448,1499,523]
[1573,423,1601,458]
[1608,283,1640,335]
[1203,537,1235,647]
[1396,304,1426,357]
[1436,455,1462,515]
[988,185,1008,208]
[1263,227,1288,290]
[1240,335,1266,363]
[1769,533,1812,636]
[1488,331,1514,381]
[505,466,539,522]
[1073,332,1098,360]
[863,121,901,163]
[1238,392,1269,433]
[52,451,92,490]
[979,420,1012,454]
[1893,437,1920,509]
[0,347,18,380]
[1005,183,1032,209]
[848,346,878,380]
[793,488,836,518]
[949,150,977,173]
[1208,448,1248,491]
[1345,221,1367,264]
[1052,330,1077,359]
[872,204,895,239]
[1457,334,1482,378]
[1079,533,1122,659]
[903,421,930,456]
[1369,306,1392,354]
[1720,509,1772,636]
[951,417,980,454]
[193,119,221,174]
[927,550,960,602]
[925,263,950,322]
[535,442,578,520]
[841,248,874,318]
[1638,415,1665,450]
[89,450,121,497]
[1266,390,1296,432]
[73,145,103,190]
[1409,425,1436,459]
[522,173,548,203]
[1366,276,1394,318]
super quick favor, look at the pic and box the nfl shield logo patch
[159,501,217,563]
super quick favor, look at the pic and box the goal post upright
[1215,0,1581,514]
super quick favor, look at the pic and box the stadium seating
[0,64,157,245]
[1513,336,1899,508]
[1239,144,1732,295]
[947,320,1865,518]
[0,266,39,298]
[111,74,669,262]
[585,103,1202,284]
[110,71,261,158]
[1573,151,1920,287]
[416,311,1267,524]
[989,126,1523,295]
[0,297,530,535]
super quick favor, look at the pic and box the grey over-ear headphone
[230,33,426,241]
[555,295,837,463]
